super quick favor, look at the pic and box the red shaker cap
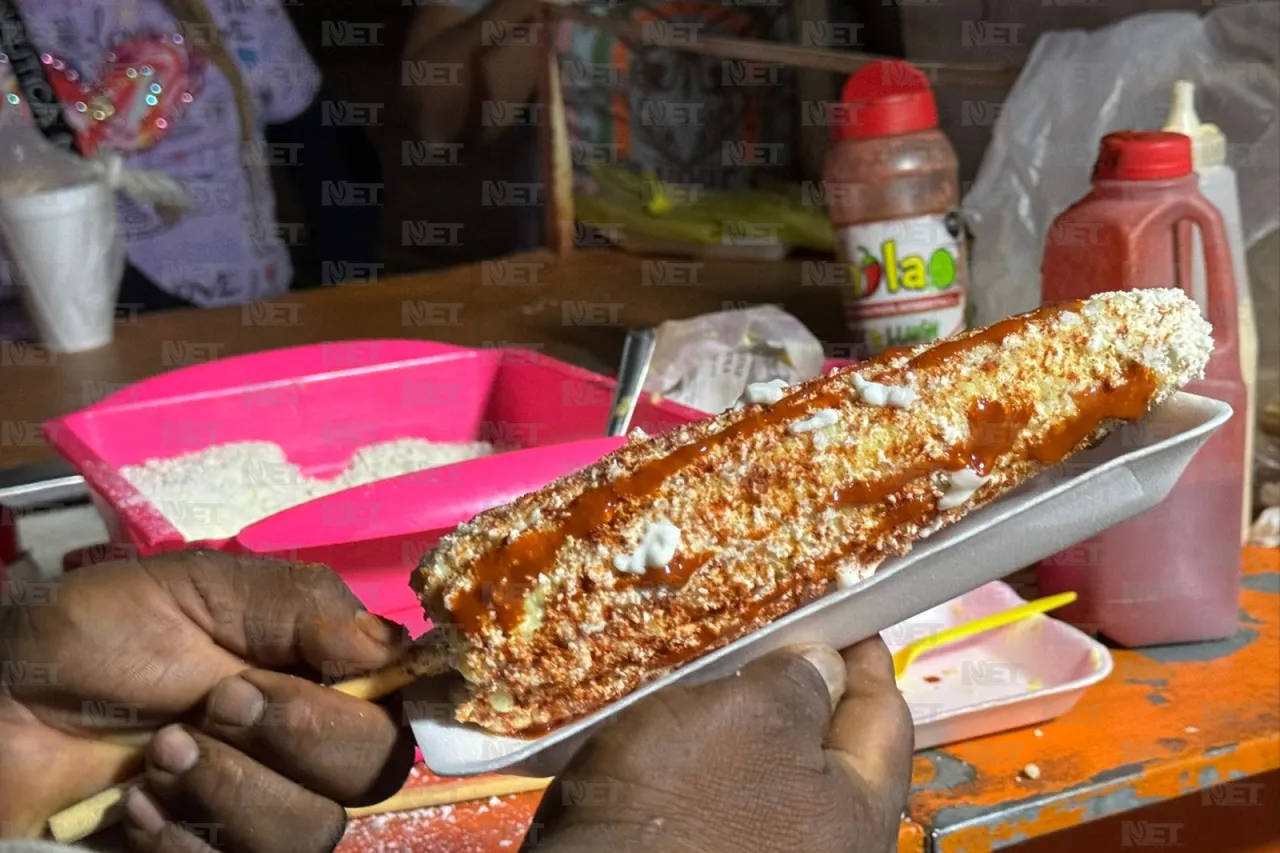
[834,60,938,141]
[1093,131,1193,181]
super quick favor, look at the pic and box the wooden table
[0,249,849,469]
[2,250,1277,851]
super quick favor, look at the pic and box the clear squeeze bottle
[1163,80,1259,543]
[1037,131,1247,647]
[823,59,967,360]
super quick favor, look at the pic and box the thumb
[152,550,409,677]
[824,637,914,824]
[734,644,848,740]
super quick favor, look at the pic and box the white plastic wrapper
[963,3,1280,327]
[643,305,826,415]
[1249,506,1279,548]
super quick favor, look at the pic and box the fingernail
[356,610,405,647]
[149,725,199,775]
[208,675,265,728]
[796,645,847,711]
[124,787,165,834]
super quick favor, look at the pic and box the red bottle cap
[1093,131,1194,181]
[834,60,938,141]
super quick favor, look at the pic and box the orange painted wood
[914,547,1279,853]
[1009,770,1280,853]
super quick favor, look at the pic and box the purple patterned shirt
[0,0,320,308]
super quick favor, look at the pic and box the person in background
[397,0,797,256]
[0,0,379,330]
[0,550,913,852]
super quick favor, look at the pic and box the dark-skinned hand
[526,639,914,853]
[0,550,415,852]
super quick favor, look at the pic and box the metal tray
[406,392,1231,777]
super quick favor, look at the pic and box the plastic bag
[643,305,826,415]
[0,94,193,206]
[963,3,1280,327]
[0,111,102,194]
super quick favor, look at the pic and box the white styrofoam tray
[886,581,1112,751]
[408,392,1231,776]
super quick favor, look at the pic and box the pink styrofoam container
[42,340,706,559]
[884,581,1113,750]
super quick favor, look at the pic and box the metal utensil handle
[607,328,657,437]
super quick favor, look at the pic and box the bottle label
[834,211,967,357]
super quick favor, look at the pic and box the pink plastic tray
[43,340,705,563]
[884,581,1112,750]
[234,437,637,636]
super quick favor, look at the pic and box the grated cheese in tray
[119,438,495,541]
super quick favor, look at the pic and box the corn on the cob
[413,289,1213,735]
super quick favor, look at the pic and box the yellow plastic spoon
[892,591,1079,682]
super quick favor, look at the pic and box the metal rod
[607,328,657,437]
[0,459,88,510]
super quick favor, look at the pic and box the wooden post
[539,5,574,256]
[794,0,834,183]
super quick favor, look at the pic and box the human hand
[527,639,913,853]
[0,550,416,850]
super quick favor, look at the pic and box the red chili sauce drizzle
[451,300,1158,638]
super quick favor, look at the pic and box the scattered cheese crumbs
[629,426,649,440]
[1185,726,1199,734]
[1034,728,1044,738]
[918,518,943,539]
[938,468,990,510]
[852,373,917,409]
[1022,763,1041,780]
[489,796,504,807]
[741,378,790,405]
[613,519,682,574]
[787,408,840,434]
[837,558,880,589]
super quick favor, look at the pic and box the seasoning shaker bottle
[1037,131,1247,647]
[822,59,967,360]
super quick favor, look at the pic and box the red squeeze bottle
[1037,131,1247,647]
